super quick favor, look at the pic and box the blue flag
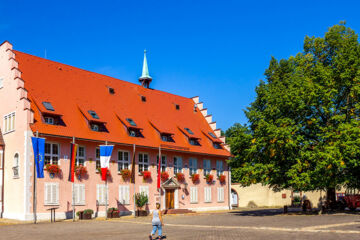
[31,137,45,178]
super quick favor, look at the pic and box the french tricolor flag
[100,145,114,181]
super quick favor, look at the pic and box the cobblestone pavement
[0,209,359,240]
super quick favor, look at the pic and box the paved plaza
[0,209,359,240]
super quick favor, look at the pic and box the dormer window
[88,110,99,119]
[128,128,142,137]
[42,102,55,111]
[189,138,200,146]
[108,87,115,94]
[213,142,222,149]
[184,128,194,135]
[45,117,54,125]
[126,118,137,127]
[209,132,217,138]
[161,134,174,142]
[175,104,180,110]
[141,96,146,102]
[91,123,99,131]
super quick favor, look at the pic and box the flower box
[142,171,151,181]
[45,164,61,178]
[176,172,185,182]
[120,169,131,181]
[75,165,87,179]
[107,208,120,218]
[205,174,214,184]
[161,172,169,182]
[77,209,93,220]
[219,174,226,184]
[191,173,200,184]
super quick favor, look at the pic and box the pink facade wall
[33,136,229,217]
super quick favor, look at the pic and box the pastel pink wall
[33,136,229,216]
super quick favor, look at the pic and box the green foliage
[228,23,360,192]
[83,209,94,215]
[135,192,148,208]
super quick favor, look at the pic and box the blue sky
[1,0,360,130]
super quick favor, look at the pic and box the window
[139,186,149,203]
[189,138,200,146]
[189,158,197,175]
[76,146,85,166]
[91,123,99,131]
[0,150,3,168]
[108,87,115,94]
[161,134,173,142]
[119,185,130,205]
[128,128,142,137]
[184,127,194,135]
[13,153,19,178]
[3,112,15,134]
[42,102,55,111]
[97,184,108,205]
[190,187,198,203]
[209,132,217,138]
[156,155,167,172]
[217,187,224,202]
[118,151,130,172]
[203,159,211,176]
[173,156,182,174]
[88,110,99,119]
[95,148,100,170]
[44,182,59,205]
[213,143,222,149]
[0,77,3,89]
[138,153,149,173]
[175,104,180,110]
[45,143,59,165]
[73,184,85,205]
[216,160,224,176]
[204,187,212,203]
[126,118,137,127]
[141,96,146,102]
[44,117,54,125]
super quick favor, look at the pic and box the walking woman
[149,203,164,239]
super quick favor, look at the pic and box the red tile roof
[14,50,230,157]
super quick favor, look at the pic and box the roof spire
[139,49,152,88]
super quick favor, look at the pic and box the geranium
[176,172,185,182]
[74,165,87,177]
[206,174,214,184]
[161,172,169,182]
[191,173,200,184]
[121,169,131,181]
[219,174,226,184]
[45,164,61,174]
[142,171,151,181]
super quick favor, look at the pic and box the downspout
[228,166,231,210]
[1,146,5,218]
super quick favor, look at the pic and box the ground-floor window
[190,187,198,203]
[119,185,130,205]
[73,184,85,205]
[204,187,212,203]
[44,182,59,205]
[97,184,108,205]
[217,187,224,202]
[139,185,149,203]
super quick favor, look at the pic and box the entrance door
[166,189,175,209]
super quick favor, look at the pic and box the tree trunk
[326,188,336,209]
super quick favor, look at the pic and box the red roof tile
[14,50,230,157]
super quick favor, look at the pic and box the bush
[83,209,94,215]
[135,192,148,209]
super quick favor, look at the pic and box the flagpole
[158,145,161,202]
[33,131,39,224]
[105,141,108,220]
[72,137,75,222]
[133,144,136,217]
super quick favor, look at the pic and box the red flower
[176,172,185,182]
[142,171,151,181]
[161,172,169,182]
[121,169,131,181]
[45,164,61,174]
[191,173,200,184]
[219,174,226,184]
[206,174,214,184]
[75,165,87,177]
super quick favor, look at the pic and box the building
[0,41,231,220]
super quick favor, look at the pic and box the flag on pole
[100,145,114,181]
[130,144,136,184]
[68,143,78,182]
[31,137,45,178]
[157,145,161,189]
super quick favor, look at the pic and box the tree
[228,23,360,202]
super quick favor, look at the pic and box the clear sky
[1,0,360,130]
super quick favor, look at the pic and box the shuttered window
[119,185,130,205]
[204,187,212,203]
[3,112,15,134]
[97,184,108,205]
[190,187,198,203]
[139,185,149,203]
[217,187,224,202]
[73,184,85,205]
[44,182,59,205]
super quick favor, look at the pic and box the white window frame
[97,184,108,206]
[13,152,20,178]
[76,146,86,166]
[190,187,198,204]
[173,156,183,174]
[217,187,225,203]
[73,183,86,206]
[95,147,100,170]
[204,187,212,203]
[119,185,130,205]
[0,77,3,89]
[44,182,59,206]
[118,150,130,172]
[44,142,60,165]
[138,153,149,173]
[203,159,211,176]
[216,160,224,176]
[156,155,167,172]
[189,158,197,175]
[3,112,15,134]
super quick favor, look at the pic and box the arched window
[13,153,19,178]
